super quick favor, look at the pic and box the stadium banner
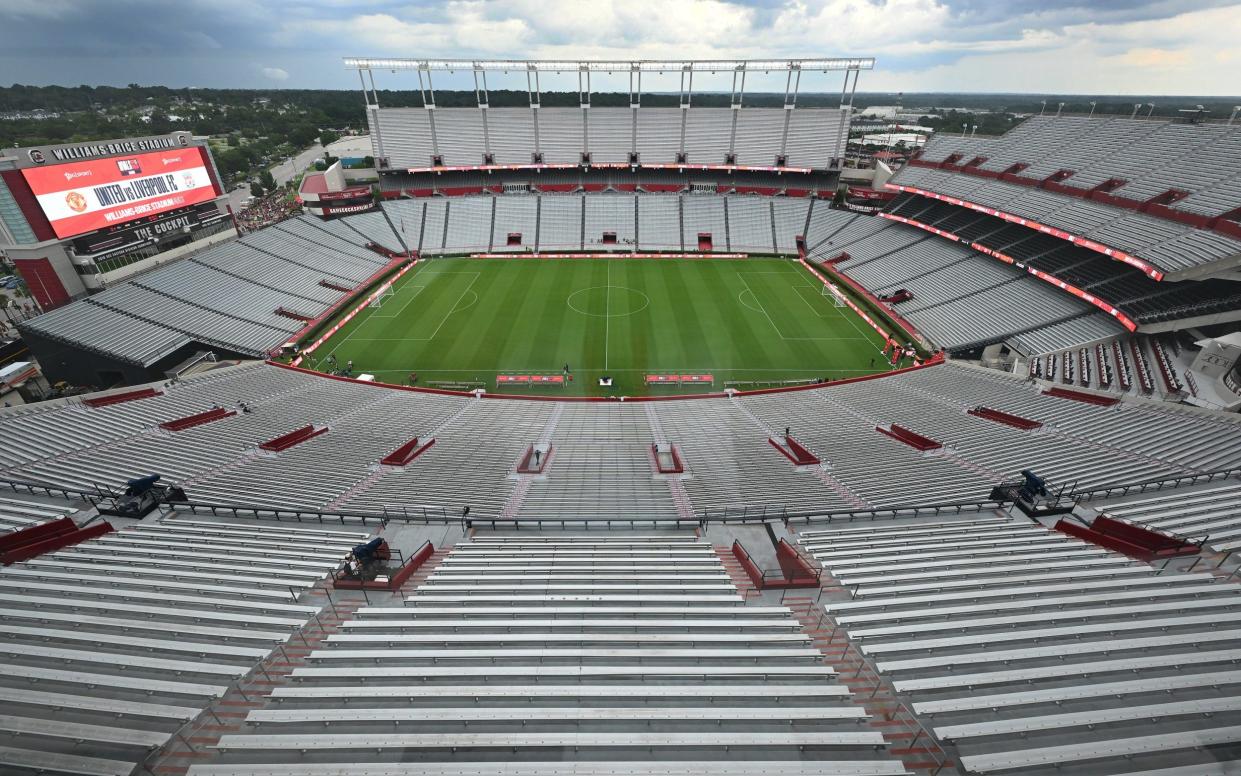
[21,148,220,239]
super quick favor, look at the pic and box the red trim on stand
[1,519,114,565]
[1054,517,1198,562]
[967,406,1043,430]
[159,407,236,431]
[770,436,821,466]
[876,423,942,451]
[884,211,1140,332]
[1042,386,1120,406]
[651,443,685,474]
[259,425,327,452]
[886,183,1169,279]
[83,387,163,407]
[380,437,435,466]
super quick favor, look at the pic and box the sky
[0,0,1238,95]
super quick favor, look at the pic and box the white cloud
[262,66,290,81]
[269,0,1240,94]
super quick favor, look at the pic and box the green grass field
[305,258,893,395]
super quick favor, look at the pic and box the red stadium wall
[12,257,71,310]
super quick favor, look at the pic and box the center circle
[566,285,650,318]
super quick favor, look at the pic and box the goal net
[370,282,395,308]
[821,282,847,308]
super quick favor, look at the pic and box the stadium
[0,52,1238,776]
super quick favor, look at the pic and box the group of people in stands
[237,193,302,233]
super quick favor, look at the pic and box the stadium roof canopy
[343,58,876,73]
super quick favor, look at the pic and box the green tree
[258,170,277,192]
[249,182,265,199]
[319,129,340,147]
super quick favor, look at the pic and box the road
[224,142,325,213]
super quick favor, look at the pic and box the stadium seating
[893,116,1241,277]
[883,193,1241,329]
[190,533,908,775]
[0,515,363,776]
[4,360,1240,521]
[0,497,77,535]
[1091,482,1241,554]
[369,106,846,169]
[19,214,404,365]
[799,515,1241,774]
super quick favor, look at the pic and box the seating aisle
[188,532,910,776]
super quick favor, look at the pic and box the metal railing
[1070,468,1241,502]
[23,467,1238,530]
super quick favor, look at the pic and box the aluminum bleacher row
[884,193,1241,327]
[17,214,402,368]
[1092,482,1241,554]
[803,208,1105,350]
[382,192,822,255]
[891,115,1241,277]
[0,497,75,535]
[187,533,911,776]
[0,514,365,776]
[369,106,847,170]
[798,515,1241,775]
[2,359,1240,522]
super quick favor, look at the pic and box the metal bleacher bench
[878,628,1241,672]
[0,744,135,776]
[305,646,825,661]
[268,683,852,701]
[957,725,1241,773]
[247,705,870,724]
[935,696,1241,741]
[213,731,888,751]
[185,761,915,776]
[0,579,321,615]
[0,624,274,659]
[3,567,304,600]
[893,648,1241,693]
[913,669,1241,715]
[0,686,200,721]
[0,608,291,643]
[0,713,171,749]
[847,598,1241,639]
[862,612,1241,656]
[823,572,1214,612]
[341,617,800,630]
[355,605,790,617]
[290,664,840,680]
[0,595,305,625]
[323,632,810,645]
[0,643,252,678]
[27,557,321,586]
[0,662,227,699]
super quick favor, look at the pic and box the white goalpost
[821,282,847,308]
[370,282,395,309]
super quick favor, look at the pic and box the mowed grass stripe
[312,258,890,395]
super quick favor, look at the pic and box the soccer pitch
[306,258,893,395]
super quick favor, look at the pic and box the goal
[821,282,847,308]
[370,282,395,308]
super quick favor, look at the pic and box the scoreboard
[20,147,220,240]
